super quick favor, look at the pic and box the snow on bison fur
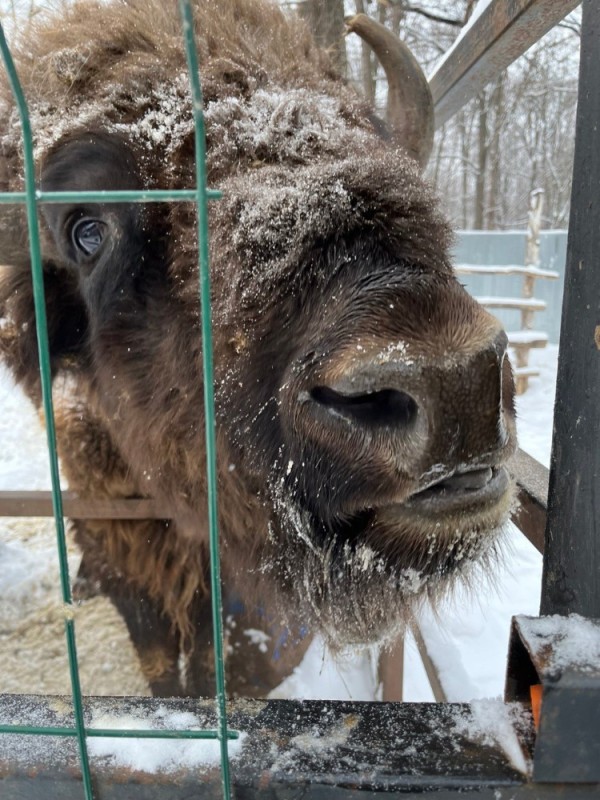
[0,0,517,696]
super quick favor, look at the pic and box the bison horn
[345,13,434,169]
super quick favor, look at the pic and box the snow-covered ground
[0,346,557,702]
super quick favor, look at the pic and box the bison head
[213,152,516,644]
[0,1,516,651]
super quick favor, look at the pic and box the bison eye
[71,218,106,256]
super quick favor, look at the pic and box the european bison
[0,0,516,697]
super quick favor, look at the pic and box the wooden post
[524,189,544,313]
[379,634,404,702]
[515,189,544,393]
[540,0,600,617]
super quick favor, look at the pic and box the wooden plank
[541,0,600,618]
[378,634,404,702]
[509,341,547,351]
[513,367,541,378]
[2,445,548,560]
[430,0,581,128]
[455,265,559,279]
[1,446,549,555]
[476,296,546,310]
[511,448,549,554]
[507,331,549,348]
[410,623,447,703]
[0,490,162,519]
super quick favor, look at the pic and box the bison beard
[0,0,517,696]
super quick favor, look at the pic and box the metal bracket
[505,614,600,783]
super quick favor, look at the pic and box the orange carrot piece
[530,683,543,729]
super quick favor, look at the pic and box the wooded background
[0,0,582,231]
[295,0,580,231]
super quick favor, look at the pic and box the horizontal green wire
[0,725,239,740]
[0,189,222,204]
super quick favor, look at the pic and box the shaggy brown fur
[0,0,517,696]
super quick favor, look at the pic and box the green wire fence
[0,1,237,798]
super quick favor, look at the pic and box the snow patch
[88,708,246,773]
[453,699,529,775]
[518,614,600,677]
[243,628,271,654]
[0,539,54,602]
[269,636,379,701]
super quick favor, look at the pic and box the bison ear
[0,256,88,405]
[345,14,434,169]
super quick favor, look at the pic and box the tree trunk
[299,0,347,76]
[474,92,488,230]
[354,0,376,104]
[485,77,504,229]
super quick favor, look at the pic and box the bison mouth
[329,465,511,539]
[268,464,514,646]
[404,465,510,513]
[321,464,514,584]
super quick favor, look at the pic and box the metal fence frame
[1,0,598,797]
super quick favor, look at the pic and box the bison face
[0,4,519,654]
[215,155,517,645]
[34,135,516,647]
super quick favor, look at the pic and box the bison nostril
[309,385,418,428]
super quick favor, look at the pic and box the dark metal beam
[0,693,530,799]
[541,0,600,617]
[2,693,599,798]
[430,0,581,128]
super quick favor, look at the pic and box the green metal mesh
[0,1,236,797]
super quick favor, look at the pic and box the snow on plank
[430,0,581,127]
[507,331,549,347]
[455,264,559,279]
[0,694,532,796]
[476,297,546,310]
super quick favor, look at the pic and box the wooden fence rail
[429,0,581,128]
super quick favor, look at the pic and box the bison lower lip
[326,467,510,541]
[404,466,509,514]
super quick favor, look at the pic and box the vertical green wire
[178,2,232,799]
[0,23,95,800]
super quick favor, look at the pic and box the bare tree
[298,0,347,75]
[293,1,580,231]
